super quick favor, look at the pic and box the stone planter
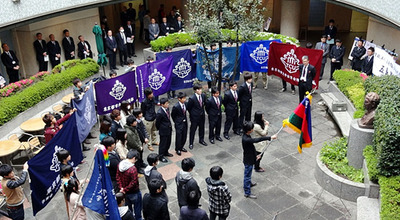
[315,151,366,202]
[0,73,100,139]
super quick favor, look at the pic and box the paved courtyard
[1,42,357,220]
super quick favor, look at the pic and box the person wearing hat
[315,35,330,80]
[329,39,345,81]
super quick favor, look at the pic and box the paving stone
[315,202,345,220]
[260,194,300,214]
[275,203,312,220]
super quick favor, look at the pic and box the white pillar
[280,0,301,38]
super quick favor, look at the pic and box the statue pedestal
[347,119,374,169]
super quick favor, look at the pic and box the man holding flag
[298,56,316,103]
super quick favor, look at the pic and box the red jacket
[116,160,139,194]
[44,113,71,144]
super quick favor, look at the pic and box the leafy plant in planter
[320,137,364,183]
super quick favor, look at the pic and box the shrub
[363,145,379,183]
[364,76,400,177]
[332,70,365,118]
[320,137,364,183]
[150,29,299,52]
[0,58,99,126]
[379,176,400,220]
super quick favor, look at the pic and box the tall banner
[95,71,137,115]
[137,56,173,102]
[156,49,196,90]
[240,39,281,73]
[82,148,120,219]
[268,42,323,89]
[28,113,83,215]
[196,46,241,82]
[72,81,97,143]
[373,47,400,77]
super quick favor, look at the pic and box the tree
[186,0,265,92]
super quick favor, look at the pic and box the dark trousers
[298,81,311,103]
[282,79,295,91]
[134,150,145,171]
[175,124,187,151]
[209,116,222,140]
[330,62,342,80]
[127,42,135,56]
[125,191,142,220]
[109,53,117,69]
[255,151,264,170]
[38,61,48,72]
[119,48,128,66]
[6,70,19,83]
[224,111,239,135]
[159,134,171,156]
[7,205,24,220]
[210,211,229,220]
[50,59,60,69]
[320,62,326,78]
[140,21,144,40]
[144,29,149,42]
[239,104,252,129]
[189,115,205,145]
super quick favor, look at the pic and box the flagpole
[259,125,284,156]
[70,144,98,219]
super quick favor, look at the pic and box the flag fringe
[283,118,301,134]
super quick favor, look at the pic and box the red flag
[268,42,323,89]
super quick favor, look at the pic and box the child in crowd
[42,108,75,144]
[115,128,128,159]
[0,163,29,220]
[116,192,135,220]
[143,179,170,220]
[133,108,151,151]
[65,178,86,220]
[179,190,209,220]
[205,166,232,220]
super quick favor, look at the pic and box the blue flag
[95,71,137,115]
[28,113,83,216]
[82,148,120,219]
[240,40,281,73]
[196,46,241,82]
[137,56,173,102]
[72,82,97,143]
[156,49,196,91]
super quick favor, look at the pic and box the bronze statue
[358,92,380,129]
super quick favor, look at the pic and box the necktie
[83,42,87,51]
[216,97,220,109]
[67,37,71,44]
[234,91,237,102]
[248,84,251,94]
[7,52,12,59]
[302,66,307,79]
[182,104,186,114]
[166,108,170,119]
[198,95,202,107]
[122,33,126,44]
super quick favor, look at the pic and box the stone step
[357,196,380,220]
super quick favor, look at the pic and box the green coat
[124,125,142,151]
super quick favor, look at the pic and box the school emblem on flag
[283,93,313,153]
[173,58,192,78]
[148,68,166,90]
[280,49,300,74]
[109,80,127,100]
[250,44,269,64]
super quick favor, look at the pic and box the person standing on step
[187,83,207,150]
[155,98,173,163]
[205,87,223,144]
[222,82,240,140]
[171,92,189,156]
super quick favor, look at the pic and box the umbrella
[92,24,108,75]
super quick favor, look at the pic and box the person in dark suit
[174,16,184,33]
[33,32,48,72]
[362,47,375,76]
[238,72,253,133]
[187,83,207,150]
[223,82,240,140]
[124,20,136,58]
[351,40,366,71]
[159,17,171,36]
[1,43,20,83]
[205,87,223,144]
[298,56,316,103]
[149,18,160,41]
[127,3,136,22]
[105,30,118,70]
[324,19,337,51]
[329,39,345,81]
[62,29,75,60]
[116,26,128,67]
[46,34,61,68]
[77,35,92,60]
[155,98,173,163]
[314,35,330,80]
[171,92,188,156]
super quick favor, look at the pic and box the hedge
[364,75,400,177]
[332,70,365,118]
[150,29,300,52]
[379,176,400,220]
[0,58,99,126]
[363,145,379,183]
